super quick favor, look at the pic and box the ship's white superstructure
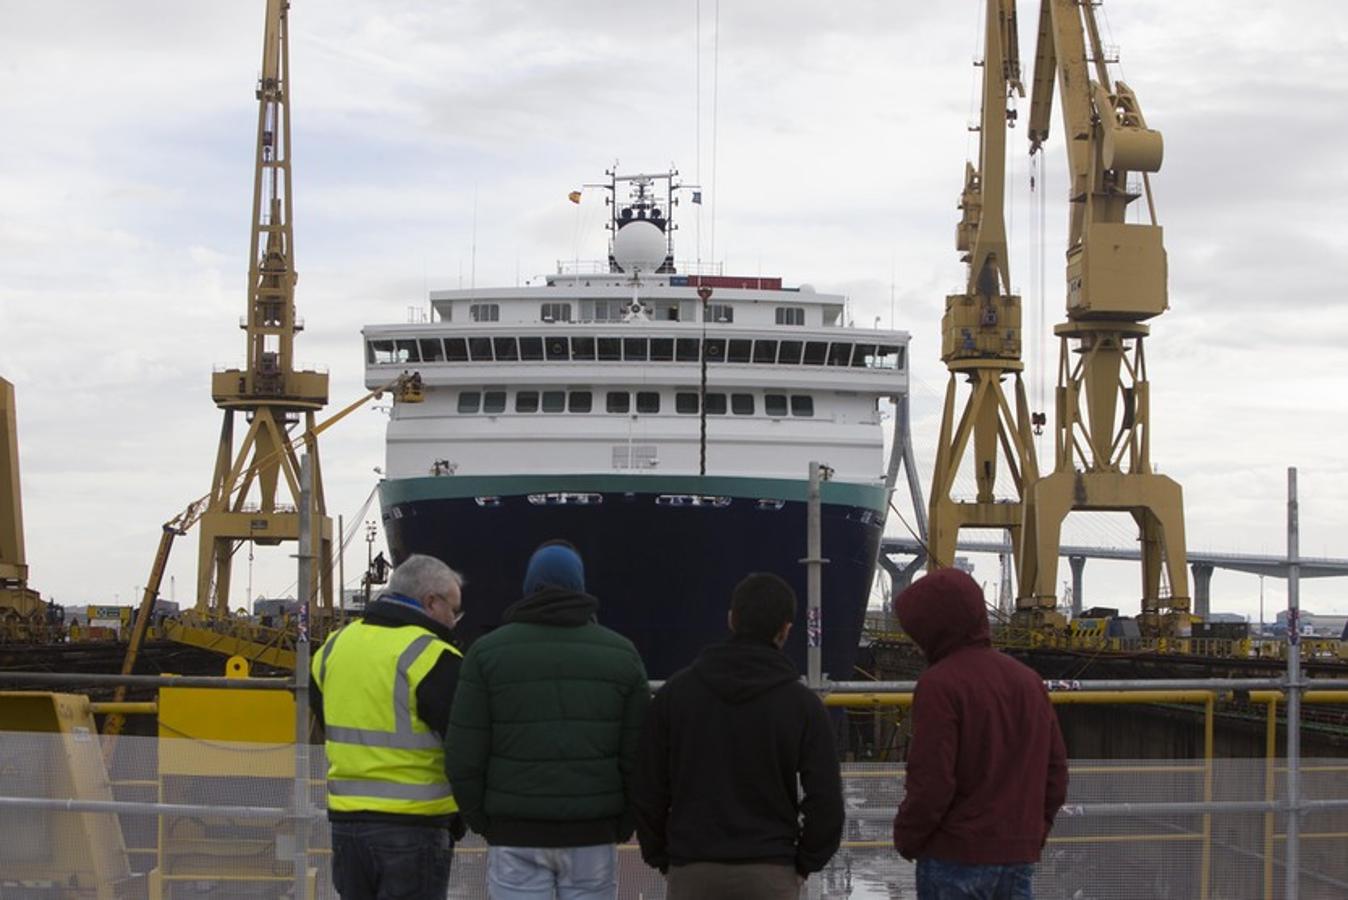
[362,167,911,678]
[366,269,907,481]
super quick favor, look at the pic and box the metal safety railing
[1,670,1346,899]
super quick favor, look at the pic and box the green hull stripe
[381,473,887,514]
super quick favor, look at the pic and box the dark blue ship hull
[380,474,885,679]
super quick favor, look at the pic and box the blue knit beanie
[523,544,586,595]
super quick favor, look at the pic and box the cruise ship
[363,169,909,678]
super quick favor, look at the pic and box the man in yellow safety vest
[311,554,467,899]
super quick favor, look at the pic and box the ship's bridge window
[650,338,674,361]
[827,343,853,367]
[851,343,877,368]
[675,339,700,362]
[753,340,778,364]
[571,337,596,360]
[568,390,593,413]
[444,338,469,362]
[623,338,648,361]
[791,394,815,417]
[776,306,806,326]
[395,339,419,363]
[457,391,481,414]
[871,344,904,370]
[541,302,572,323]
[707,303,734,323]
[515,391,540,413]
[545,337,570,360]
[493,337,519,361]
[542,390,566,413]
[727,339,752,363]
[765,394,788,417]
[418,338,445,362]
[676,392,699,414]
[802,341,828,365]
[468,337,494,361]
[777,340,803,365]
[705,393,727,415]
[597,338,621,361]
[703,339,726,362]
[483,391,507,414]
[606,391,630,413]
[519,337,545,361]
[470,303,500,322]
[731,393,755,415]
[636,391,660,414]
[368,339,396,365]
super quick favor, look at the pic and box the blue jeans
[486,844,617,900]
[330,821,454,899]
[915,858,1034,900]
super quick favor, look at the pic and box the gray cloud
[1,1,1344,618]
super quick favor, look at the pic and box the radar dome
[612,220,666,275]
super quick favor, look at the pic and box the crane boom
[1015,0,1190,634]
[101,374,422,748]
[927,0,1040,589]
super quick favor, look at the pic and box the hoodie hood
[503,586,599,627]
[895,568,991,662]
[690,635,799,704]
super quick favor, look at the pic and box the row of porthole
[456,389,815,418]
[481,494,789,510]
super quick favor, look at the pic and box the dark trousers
[915,858,1034,900]
[666,861,800,899]
[330,821,454,900]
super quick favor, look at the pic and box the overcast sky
[2,1,1345,623]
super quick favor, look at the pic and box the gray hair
[387,554,464,603]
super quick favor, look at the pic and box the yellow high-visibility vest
[312,619,462,816]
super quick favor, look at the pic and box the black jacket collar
[362,596,457,643]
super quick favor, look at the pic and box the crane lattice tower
[928,0,1041,590]
[1017,0,1189,635]
[197,0,333,616]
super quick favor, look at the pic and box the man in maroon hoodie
[893,568,1068,899]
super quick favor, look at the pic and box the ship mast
[196,0,333,616]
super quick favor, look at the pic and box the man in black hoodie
[634,572,844,899]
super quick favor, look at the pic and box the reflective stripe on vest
[313,620,462,816]
[318,634,442,750]
[328,779,454,801]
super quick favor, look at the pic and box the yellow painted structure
[0,692,131,896]
[0,378,47,636]
[148,656,316,896]
[1018,0,1189,633]
[196,0,334,617]
[928,1,1042,593]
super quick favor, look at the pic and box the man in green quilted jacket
[445,540,650,899]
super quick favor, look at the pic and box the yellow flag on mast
[568,190,582,204]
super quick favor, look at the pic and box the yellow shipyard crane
[1017,0,1190,634]
[197,0,334,616]
[928,0,1041,588]
[0,378,47,637]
